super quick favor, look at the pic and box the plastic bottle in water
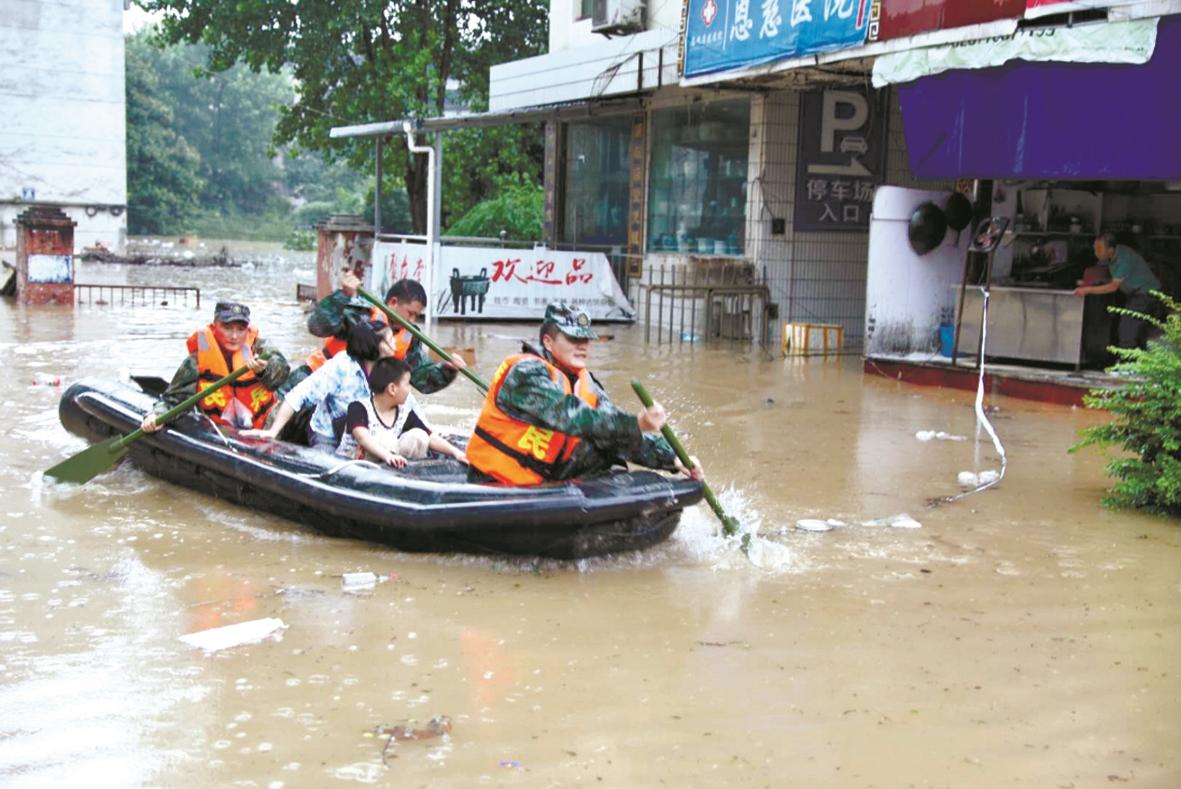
[32,373,62,386]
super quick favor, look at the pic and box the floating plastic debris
[341,571,389,592]
[31,373,62,386]
[796,518,846,532]
[378,715,452,765]
[179,617,287,652]
[915,430,966,442]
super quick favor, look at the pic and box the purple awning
[899,15,1181,180]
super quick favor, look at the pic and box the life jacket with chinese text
[185,324,275,429]
[305,309,410,371]
[467,353,600,486]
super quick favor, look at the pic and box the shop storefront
[863,12,1181,403]
[645,100,749,257]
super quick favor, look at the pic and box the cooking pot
[908,202,948,256]
[944,192,973,232]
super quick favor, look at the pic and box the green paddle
[357,285,489,393]
[45,365,251,484]
[631,380,739,537]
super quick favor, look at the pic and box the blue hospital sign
[683,0,871,78]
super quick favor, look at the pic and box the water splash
[669,486,797,574]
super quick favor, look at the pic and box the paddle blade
[130,375,170,396]
[44,435,130,484]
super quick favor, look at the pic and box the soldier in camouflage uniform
[141,301,289,432]
[281,271,465,397]
[466,303,703,485]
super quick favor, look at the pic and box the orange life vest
[467,353,600,485]
[186,325,275,429]
[305,310,411,371]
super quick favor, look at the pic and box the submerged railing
[639,259,772,347]
[74,283,201,308]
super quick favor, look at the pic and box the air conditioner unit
[592,0,645,35]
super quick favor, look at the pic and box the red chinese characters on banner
[390,254,425,282]
[492,257,594,286]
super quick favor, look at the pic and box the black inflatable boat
[58,379,704,559]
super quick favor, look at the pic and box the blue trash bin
[938,322,956,357]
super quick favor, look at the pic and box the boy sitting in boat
[281,272,466,396]
[141,301,289,433]
[466,303,703,486]
[337,356,467,468]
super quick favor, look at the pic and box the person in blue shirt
[1073,233,1161,349]
[246,318,392,450]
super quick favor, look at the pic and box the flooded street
[2,243,1180,787]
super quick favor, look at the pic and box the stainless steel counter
[954,286,1112,367]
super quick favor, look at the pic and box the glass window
[577,0,594,20]
[647,100,750,255]
[562,116,632,246]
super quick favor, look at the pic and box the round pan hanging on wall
[907,201,948,256]
[944,192,973,232]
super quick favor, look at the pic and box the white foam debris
[862,513,922,529]
[796,519,833,532]
[916,430,967,442]
[179,618,287,652]
[957,470,999,488]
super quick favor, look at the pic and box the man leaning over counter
[1073,232,1161,349]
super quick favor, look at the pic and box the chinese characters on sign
[490,256,595,287]
[369,242,635,321]
[793,87,887,232]
[683,0,870,78]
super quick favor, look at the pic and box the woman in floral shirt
[248,319,394,450]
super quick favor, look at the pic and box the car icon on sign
[839,136,868,155]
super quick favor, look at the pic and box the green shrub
[1071,292,1181,515]
[444,177,543,242]
[283,227,317,251]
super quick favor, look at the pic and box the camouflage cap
[214,301,251,325]
[543,302,597,340]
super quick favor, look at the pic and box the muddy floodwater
[2,242,1179,787]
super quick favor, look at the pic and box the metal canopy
[329,96,646,139]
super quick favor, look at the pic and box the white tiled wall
[635,86,950,348]
[745,88,948,350]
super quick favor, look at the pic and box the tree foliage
[125,35,204,234]
[140,0,549,233]
[125,30,373,238]
[1072,293,1181,516]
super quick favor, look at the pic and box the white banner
[1025,0,1170,19]
[872,18,1158,87]
[370,242,635,321]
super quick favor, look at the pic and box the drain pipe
[402,121,435,329]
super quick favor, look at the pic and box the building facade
[0,0,127,259]
[487,0,952,347]
[486,0,1179,350]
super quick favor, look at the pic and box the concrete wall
[863,186,971,356]
[0,0,127,254]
